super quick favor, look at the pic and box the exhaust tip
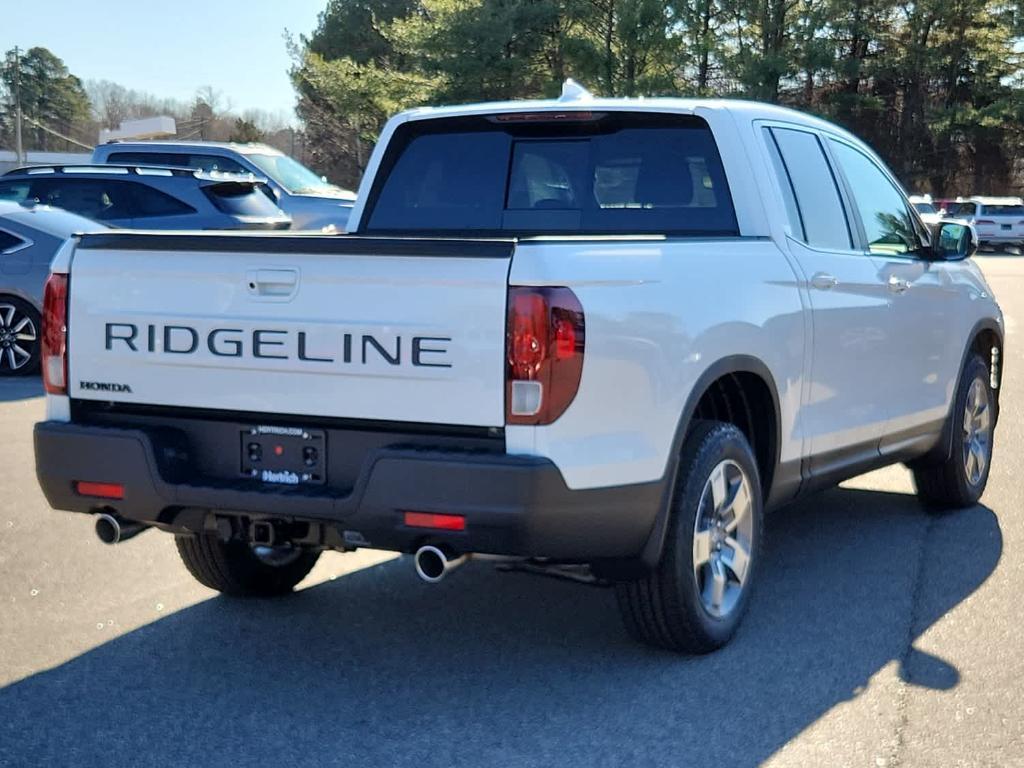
[95,512,121,544]
[415,545,448,583]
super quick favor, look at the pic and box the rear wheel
[175,533,320,596]
[912,353,995,509]
[616,421,763,653]
[0,297,40,377]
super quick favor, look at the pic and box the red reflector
[403,512,466,531]
[75,481,124,500]
[41,273,69,395]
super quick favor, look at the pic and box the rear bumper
[33,420,664,560]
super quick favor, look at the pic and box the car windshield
[983,204,1024,215]
[914,202,937,214]
[246,153,338,195]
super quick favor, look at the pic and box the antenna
[558,78,594,102]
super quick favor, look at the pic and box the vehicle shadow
[0,378,43,402]
[0,487,1001,767]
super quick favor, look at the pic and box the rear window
[981,204,1024,215]
[363,113,737,236]
[204,182,281,217]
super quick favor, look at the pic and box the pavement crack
[886,511,938,768]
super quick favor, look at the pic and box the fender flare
[913,317,1004,467]
[636,354,782,571]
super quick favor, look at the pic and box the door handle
[888,275,910,294]
[246,268,299,298]
[810,272,838,290]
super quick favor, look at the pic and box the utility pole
[12,46,24,164]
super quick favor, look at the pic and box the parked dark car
[92,141,355,231]
[0,166,291,231]
[0,201,107,376]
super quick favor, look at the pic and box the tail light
[506,286,584,425]
[41,273,68,395]
[976,219,996,225]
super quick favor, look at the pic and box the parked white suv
[950,196,1024,248]
[35,88,1002,653]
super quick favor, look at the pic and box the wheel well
[691,372,777,496]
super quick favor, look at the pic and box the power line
[21,114,93,151]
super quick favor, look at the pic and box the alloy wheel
[0,303,38,373]
[963,378,992,486]
[692,459,755,618]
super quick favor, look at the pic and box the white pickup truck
[34,86,1003,653]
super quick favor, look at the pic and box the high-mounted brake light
[506,287,585,425]
[492,111,602,123]
[41,273,68,395]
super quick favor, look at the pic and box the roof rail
[1,165,263,183]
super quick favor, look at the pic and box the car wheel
[175,533,321,596]
[615,420,763,653]
[0,297,41,377]
[912,353,995,510]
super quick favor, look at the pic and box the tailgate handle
[247,269,298,298]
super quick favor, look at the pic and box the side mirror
[931,220,977,261]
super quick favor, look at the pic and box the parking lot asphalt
[1,257,1022,767]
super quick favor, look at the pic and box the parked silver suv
[0,201,105,376]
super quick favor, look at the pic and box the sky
[0,0,326,123]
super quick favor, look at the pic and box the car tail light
[506,286,584,425]
[41,273,68,395]
[976,219,996,225]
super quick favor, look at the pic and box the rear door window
[126,182,196,217]
[109,152,190,169]
[108,152,249,174]
[29,179,134,222]
[364,113,737,236]
[768,128,852,251]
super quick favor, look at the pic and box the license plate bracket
[241,425,326,486]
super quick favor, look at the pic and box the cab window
[768,127,852,251]
[828,140,921,256]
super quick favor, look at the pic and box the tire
[175,533,320,596]
[912,353,995,510]
[0,296,41,377]
[616,421,763,653]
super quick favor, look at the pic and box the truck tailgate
[67,234,513,427]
